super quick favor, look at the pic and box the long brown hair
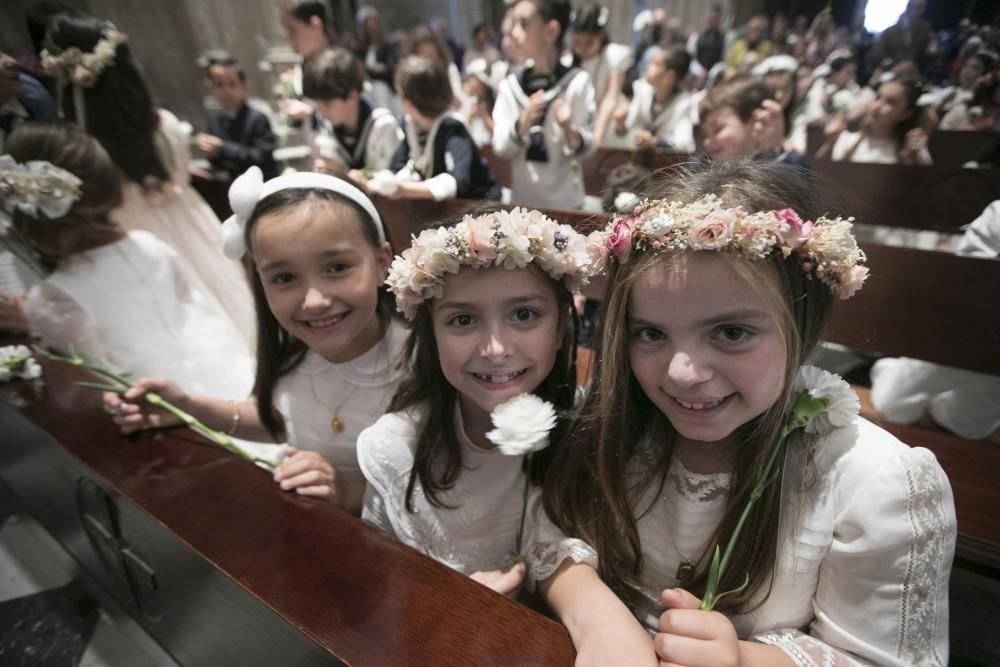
[7,120,124,267]
[386,207,579,511]
[543,162,834,614]
[243,187,395,440]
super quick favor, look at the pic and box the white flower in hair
[0,155,82,225]
[792,365,859,435]
[485,393,557,456]
[0,345,42,382]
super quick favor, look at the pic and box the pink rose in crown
[775,209,814,249]
[690,209,735,250]
[466,217,498,263]
[607,218,635,262]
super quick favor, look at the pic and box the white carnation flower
[485,393,557,456]
[792,365,859,434]
[642,210,675,237]
[0,345,42,382]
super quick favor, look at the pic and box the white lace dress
[272,318,407,481]
[110,109,255,347]
[525,417,956,667]
[358,406,526,574]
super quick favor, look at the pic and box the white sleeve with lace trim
[522,486,598,591]
[755,442,955,667]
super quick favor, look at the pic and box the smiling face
[431,265,564,438]
[626,252,788,448]
[702,106,754,161]
[251,197,391,363]
[865,80,912,133]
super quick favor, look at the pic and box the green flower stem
[698,390,829,611]
[33,346,279,468]
[513,452,532,561]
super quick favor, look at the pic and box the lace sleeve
[522,487,598,591]
[766,445,955,667]
[754,629,876,667]
[361,482,397,539]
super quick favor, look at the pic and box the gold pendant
[331,415,344,433]
[676,561,694,582]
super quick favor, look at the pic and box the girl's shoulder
[603,42,634,71]
[810,416,949,503]
[356,407,426,485]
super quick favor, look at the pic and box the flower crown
[0,155,82,233]
[41,24,127,88]
[386,208,603,320]
[600,195,868,299]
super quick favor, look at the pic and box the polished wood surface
[0,350,576,666]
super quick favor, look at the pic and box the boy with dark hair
[493,0,595,209]
[616,46,695,152]
[303,47,402,179]
[196,53,278,179]
[367,56,498,201]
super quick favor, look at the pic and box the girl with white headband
[107,166,406,515]
[357,206,601,596]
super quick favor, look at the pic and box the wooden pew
[812,159,1000,234]
[0,348,575,666]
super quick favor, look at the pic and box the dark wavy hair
[542,161,835,615]
[242,186,395,440]
[45,13,170,189]
[386,204,579,511]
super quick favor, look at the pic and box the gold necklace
[308,373,355,433]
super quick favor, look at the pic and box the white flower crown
[0,155,83,233]
[40,23,127,88]
[599,195,868,299]
[386,208,604,320]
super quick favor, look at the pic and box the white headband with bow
[220,167,386,260]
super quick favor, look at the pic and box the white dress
[830,130,898,164]
[526,417,956,666]
[492,68,595,210]
[25,230,254,402]
[358,405,527,574]
[110,109,255,348]
[272,318,407,481]
[578,43,633,104]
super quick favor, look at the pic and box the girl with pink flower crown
[357,207,600,597]
[525,162,956,666]
[105,166,407,516]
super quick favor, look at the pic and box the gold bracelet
[226,400,241,436]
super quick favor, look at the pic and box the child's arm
[106,377,277,443]
[540,561,658,666]
[492,80,538,158]
[393,133,477,201]
[213,113,277,173]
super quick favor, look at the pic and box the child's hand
[0,290,28,333]
[750,99,785,152]
[280,98,314,122]
[634,129,658,151]
[273,447,336,499]
[195,133,223,158]
[654,588,740,667]
[903,128,928,154]
[518,91,547,137]
[346,169,369,189]
[824,112,847,139]
[552,98,573,129]
[469,561,526,599]
[105,378,187,433]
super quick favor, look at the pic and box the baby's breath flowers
[0,345,42,381]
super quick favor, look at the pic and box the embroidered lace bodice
[525,418,956,667]
[358,406,526,574]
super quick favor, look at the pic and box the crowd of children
[3,0,994,663]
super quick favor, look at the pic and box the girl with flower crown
[105,166,406,515]
[43,13,255,345]
[526,162,956,666]
[357,206,599,596]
